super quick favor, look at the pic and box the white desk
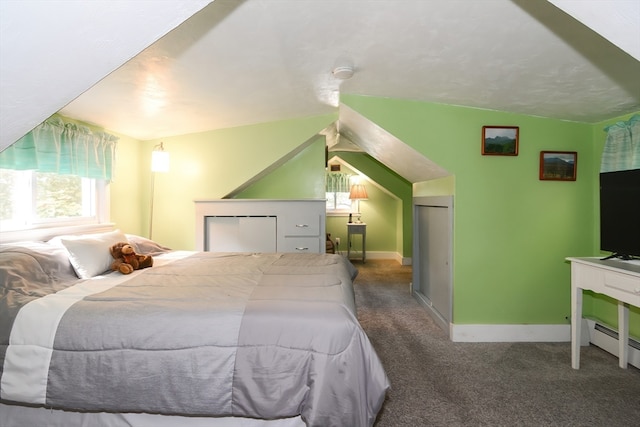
[567,257,640,369]
[347,223,366,263]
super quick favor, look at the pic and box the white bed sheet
[0,403,305,427]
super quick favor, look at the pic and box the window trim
[326,211,354,217]
[325,191,356,216]
[0,175,112,243]
[0,222,116,244]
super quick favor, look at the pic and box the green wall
[414,175,455,196]
[235,134,326,199]
[105,97,637,336]
[332,152,412,257]
[108,129,145,236]
[239,146,408,258]
[141,114,335,250]
[324,160,404,258]
[342,95,595,327]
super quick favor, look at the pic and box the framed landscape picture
[539,151,577,181]
[481,126,519,156]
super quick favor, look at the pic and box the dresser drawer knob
[295,247,309,251]
[295,224,309,228]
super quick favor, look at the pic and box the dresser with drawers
[195,199,326,254]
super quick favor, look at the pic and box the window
[325,172,355,214]
[326,190,354,213]
[0,169,106,232]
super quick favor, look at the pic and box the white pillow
[59,230,128,279]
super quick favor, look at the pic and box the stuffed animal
[110,242,153,274]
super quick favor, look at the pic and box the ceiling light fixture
[332,66,354,80]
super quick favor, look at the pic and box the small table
[347,222,366,263]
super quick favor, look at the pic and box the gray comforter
[1,249,388,427]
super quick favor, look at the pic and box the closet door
[206,216,276,252]
[416,202,452,326]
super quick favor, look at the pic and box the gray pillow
[125,234,172,256]
[1,242,80,349]
[0,242,78,293]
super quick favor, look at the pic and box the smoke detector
[332,66,354,80]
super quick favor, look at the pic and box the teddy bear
[110,241,153,274]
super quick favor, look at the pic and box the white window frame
[326,191,355,216]
[0,170,112,243]
[326,166,365,217]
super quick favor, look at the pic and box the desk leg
[571,285,582,369]
[618,301,629,369]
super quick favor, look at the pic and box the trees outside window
[0,169,101,231]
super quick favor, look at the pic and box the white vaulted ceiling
[0,0,212,150]
[1,0,639,154]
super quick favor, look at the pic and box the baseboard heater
[587,320,640,369]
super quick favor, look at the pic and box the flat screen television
[599,168,640,260]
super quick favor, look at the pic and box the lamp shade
[151,143,170,172]
[349,183,368,200]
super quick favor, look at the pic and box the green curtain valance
[0,116,118,180]
[326,172,352,193]
[601,114,639,173]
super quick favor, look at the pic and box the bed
[0,230,389,427]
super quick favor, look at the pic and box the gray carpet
[351,259,640,427]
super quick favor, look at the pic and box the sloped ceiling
[330,105,450,183]
[1,0,639,165]
[548,0,640,61]
[0,0,212,150]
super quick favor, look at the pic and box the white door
[415,198,452,327]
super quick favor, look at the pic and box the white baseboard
[448,321,640,369]
[346,251,412,265]
[413,291,449,334]
[450,324,570,343]
[586,319,640,369]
